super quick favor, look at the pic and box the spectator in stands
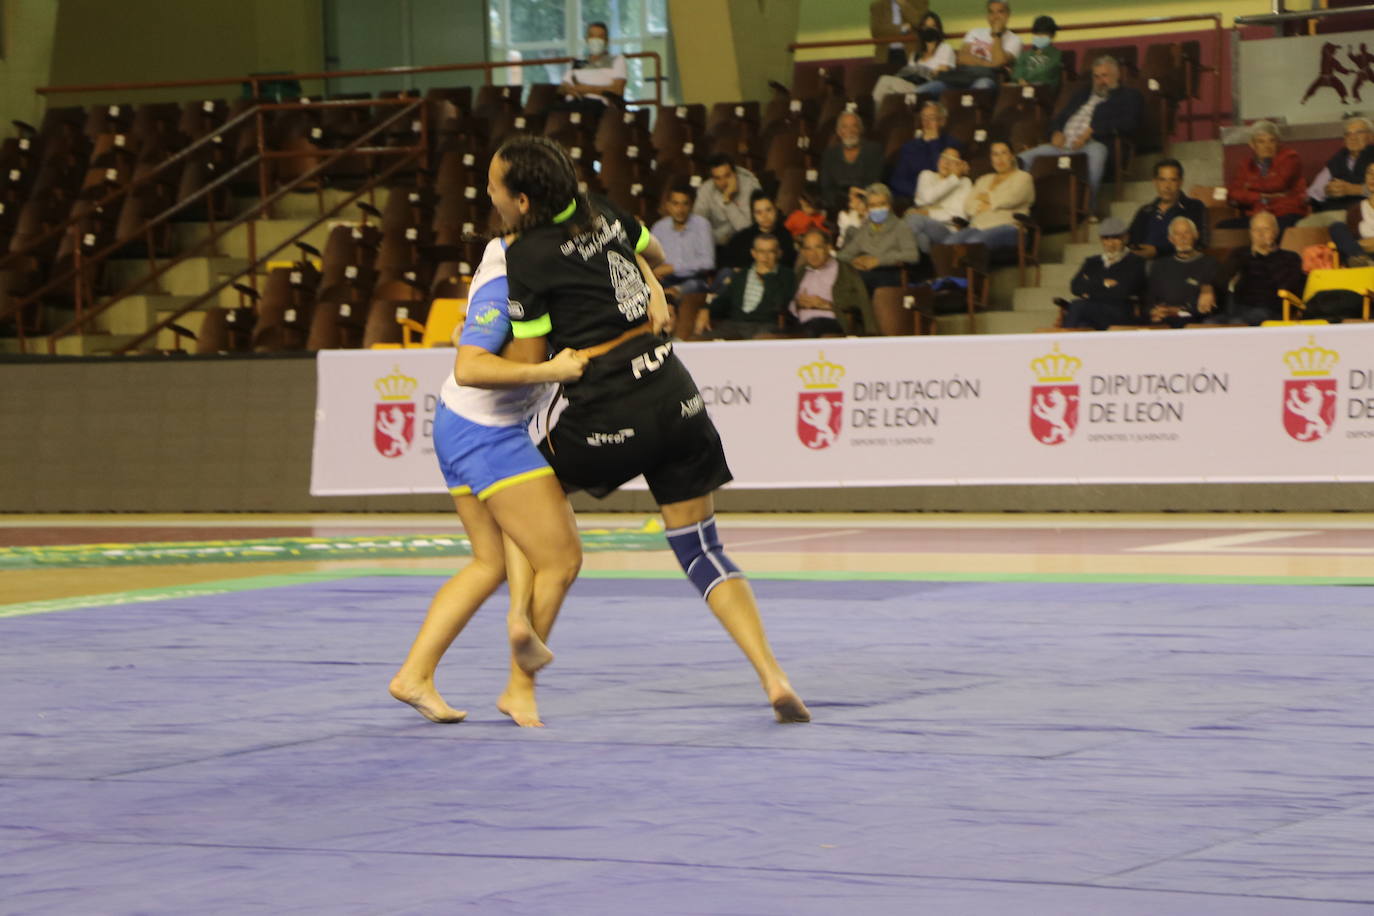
[1303,117,1374,225]
[942,141,1033,255]
[820,112,885,212]
[888,101,960,201]
[1061,217,1147,329]
[1011,16,1062,88]
[1216,211,1306,325]
[949,0,1021,90]
[1222,120,1307,231]
[1327,160,1374,265]
[695,153,763,247]
[697,233,795,340]
[554,22,626,123]
[722,190,797,271]
[837,182,921,291]
[1147,217,1221,327]
[650,184,715,298]
[903,147,973,253]
[838,186,869,238]
[871,12,957,106]
[1128,158,1208,259]
[1018,55,1143,213]
[870,0,929,66]
[784,183,828,240]
[790,228,876,336]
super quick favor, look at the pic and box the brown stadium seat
[362,278,426,348]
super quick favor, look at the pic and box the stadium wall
[2,359,1369,514]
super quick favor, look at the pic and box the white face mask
[587,37,607,55]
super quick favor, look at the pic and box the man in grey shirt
[694,154,763,248]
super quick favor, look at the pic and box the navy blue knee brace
[666,516,742,599]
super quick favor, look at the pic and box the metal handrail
[786,14,1226,134]
[0,104,262,272]
[1236,5,1374,25]
[35,51,665,109]
[44,98,424,353]
[114,150,423,355]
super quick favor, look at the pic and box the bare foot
[769,684,811,723]
[389,674,467,723]
[509,620,554,676]
[497,686,544,727]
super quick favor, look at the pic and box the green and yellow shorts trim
[434,401,554,502]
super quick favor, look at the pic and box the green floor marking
[2,568,1369,620]
[0,529,666,571]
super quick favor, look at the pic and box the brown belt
[577,322,653,360]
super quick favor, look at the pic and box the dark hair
[749,188,776,208]
[704,153,736,172]
[666,182,696,204]
[799,182,823,208]
[587,21,609,37]
[1153,157,1184,179]
[920,11,944,42]
[987,0,1010,10]
[494,134,593,235]
[752,232,781,250]
[1031,15,1057,35]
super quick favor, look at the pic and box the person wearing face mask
[1011,16,1062,88]
[1060,217,1147,329]
[819,111,885,212]
[837,182,921,291]
[871,12,957,106]
[869,0,929,65]
[554,21,626,124]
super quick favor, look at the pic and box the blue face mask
[1031,35,1052,49]
[869,207,890,224]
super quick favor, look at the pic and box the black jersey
[505,196,653,353]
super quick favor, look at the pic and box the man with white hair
[1301,117,1374,226]
[819,111,884,212]
[1222,120,1307,230]
[1146,216,1221,326]
[1017,55,1143,212]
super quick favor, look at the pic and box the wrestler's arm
[636,246,674,336]
[454,342,585,388]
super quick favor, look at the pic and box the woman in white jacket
[902,147,973,252]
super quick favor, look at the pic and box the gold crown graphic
[1283,336,1340,377]
[798,352,845,390]
[375,366,419,401]
[1030,344,1082,383]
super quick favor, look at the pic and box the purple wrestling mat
[3,577,1374,914]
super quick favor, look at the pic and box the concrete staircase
[935,139,1225,335]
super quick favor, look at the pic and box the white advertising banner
[1240,30,1374,124]
[310,325,1374,495]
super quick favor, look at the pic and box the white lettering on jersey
[680,395,703,417]
[630,341,673,379]
[585,428,636,446]
[607,250,649,321]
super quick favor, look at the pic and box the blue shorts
[432,401,553,501]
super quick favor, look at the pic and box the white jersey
[438,237,550,427]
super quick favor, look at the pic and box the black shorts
[537,351,733,504]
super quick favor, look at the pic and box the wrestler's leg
[497,534,547,727]
[486,475,583,725]
[503,533,554,677]
[389,493,507,722]
[660,493,810,723]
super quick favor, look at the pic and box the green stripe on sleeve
[510,313,552,339]
[635,224,651,253]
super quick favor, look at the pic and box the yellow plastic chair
[1273,266,1374,323]
[371,297,467,349]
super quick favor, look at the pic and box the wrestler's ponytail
[494,135,597,238]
